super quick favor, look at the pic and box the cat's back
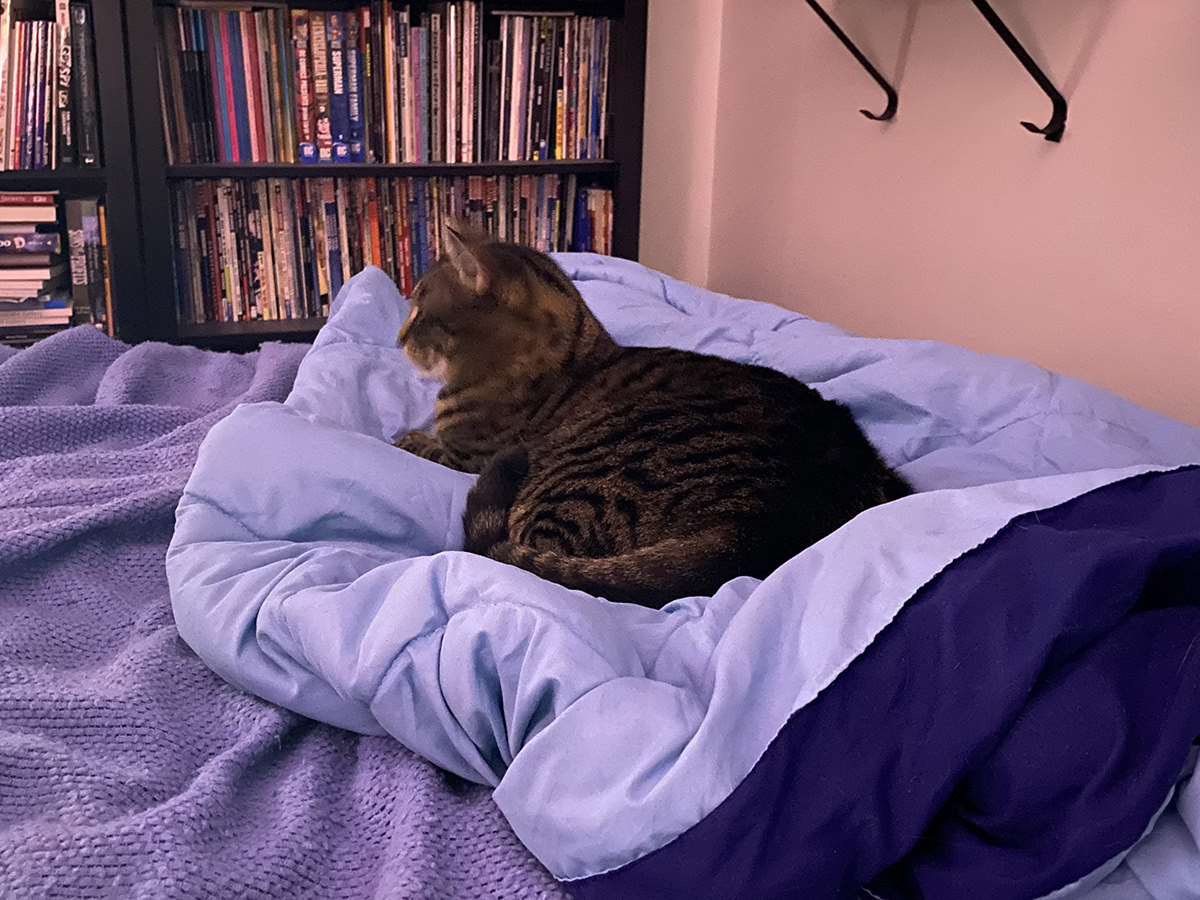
[530,343,906,552]
[560,343,842,439]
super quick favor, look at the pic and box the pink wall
[639,0,725,287]
[641,0,1200,426]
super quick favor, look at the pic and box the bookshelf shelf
[177,318,327,338]
[0,170,109,190]
[165,160,620,179]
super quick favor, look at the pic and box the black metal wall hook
[805,0,898,121]
[970,0,1067,142]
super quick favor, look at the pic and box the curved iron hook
[805,0,898,121]
[970,0,1067,142]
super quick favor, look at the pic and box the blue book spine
[572,187,589,252]
[322,186,343,298]
[406,182,420,280]
[413,177,429,277]
[33,23,48,169]
[589,22,601,159]
[0,231,60,254]
[226,13,253,163]
[345,12,365,163]
[418,26,431,164]
[207,14,234,163]
[326,13,350,163]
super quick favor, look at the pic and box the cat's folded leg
[394,429,452,465]
[463,446,530,556]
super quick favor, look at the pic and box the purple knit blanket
[0,327,565,899]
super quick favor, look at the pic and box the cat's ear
[444,221,489,294]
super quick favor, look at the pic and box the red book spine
[218,14,240,161]
[243,12,266,161]
[0,191,57,205]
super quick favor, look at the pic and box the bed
[4,254,1200,900]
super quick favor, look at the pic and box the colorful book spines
[169,174,611,324]
[154,4,611,166]
[0,3,99,171]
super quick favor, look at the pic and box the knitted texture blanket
[0,327,565,900]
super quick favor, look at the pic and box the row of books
[156,3,611,166]
[169,174,613,325]
[0,190,110,343]
[0,0,101,171]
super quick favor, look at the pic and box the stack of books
[0,190,75,344]
[0,0,102,171]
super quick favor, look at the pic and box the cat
[394,223,911,608]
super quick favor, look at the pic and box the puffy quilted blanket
[169,256,1200,900]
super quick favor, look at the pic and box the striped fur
[395,223,911,608]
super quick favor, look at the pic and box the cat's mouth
[403,343,450,381]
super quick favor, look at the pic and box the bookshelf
[0,0,143,342]
[122,0,647,348]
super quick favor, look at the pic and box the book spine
[225,13,252,162]
[0,2,10,171]
[290,12,317,164]
[428,11,442,163]
[309,12,332,162]
[10,24,24,168]
[189,11,218,163]
[95,199,111,333]
[0,231,60,254]
[412,176,427,278]
[243,12,265,161]
[552,17,565,160]
[53,0,72,167]
[24,22,41,169]
[196,182,217,322]
[156,9,185,164]
[271,11,296,163]
[168,188,189,323]
[578,17,590,159]
[396,7,410,163]
[381,1,396,163]
[245,12,269,161]
[336,178,351,288]
[498,15,510,162]
[80,197,102,324]
[268,179,292,318]
[246,180,267,318]
[0,190,57,205]
[530,17,547,161]
[412,24,426,164]
[64,197,89,314]
[445,4,456,164]
[362,4,381,163]
[589,18,602,158]
[345,11,365,163]
[232,180,254,318]
[205,13,229,161]
[326,13,350,162]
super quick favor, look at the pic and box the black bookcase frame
[0,0,144,342]
[123,0,646,347]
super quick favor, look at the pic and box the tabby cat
[394,224,911,608]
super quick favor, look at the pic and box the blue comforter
[168,256,1200,899]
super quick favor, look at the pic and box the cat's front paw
[393,429,447,463]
